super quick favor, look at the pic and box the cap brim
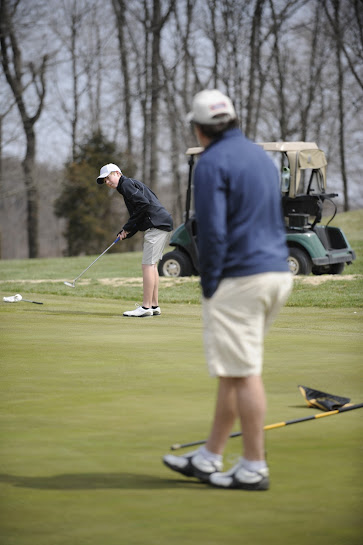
[97,176,107,184]
[186,111,194,123]
[186,111,236,126]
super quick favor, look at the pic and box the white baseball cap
[97,163,121,184]
[187,89,236,125]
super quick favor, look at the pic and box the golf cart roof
[186,141,328,196]
[186,147,204,155]
[258,141,327,196]
[258,142,319,152]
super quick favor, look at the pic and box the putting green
[0,296,362,545]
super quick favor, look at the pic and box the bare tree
[160,58,185,223]
[323,0,363,91]
[267,0,326,143]
[124,1,152,183]
[118,0,175,191]
[245,0,265,138]
[148,0,176,191]
[177,0,198,109]
[0,0,48,257]
[112,0,133,155]
[49,0,96,161]
[0,90,17,192]
[323,0,349,210]
[158,0,199,223]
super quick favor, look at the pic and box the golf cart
[158,142,355,277]
[158,148,200,277]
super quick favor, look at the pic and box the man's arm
[121,178,151,235]
[194,160,228,298]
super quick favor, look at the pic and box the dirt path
[295,274,358,285]
[0,275,359,287]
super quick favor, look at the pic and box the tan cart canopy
[186,147,204,155]
[186,142,328,197]
[258,142,327,197]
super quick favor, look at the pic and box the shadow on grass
[0,472,203,490]
[42,311,124,317]
[1,306,123,318]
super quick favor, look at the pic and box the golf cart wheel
[312,264,331,275]
[328,262,345,275]
[287,247,312,276]
[312,262,345,275]
[158,251,193,277]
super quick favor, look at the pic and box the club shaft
[170,402,363,450]
[73,241,116,283]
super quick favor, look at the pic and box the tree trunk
[334,0,349,211]
[147,0,175,191]
[23,167,39,258]
[112,0,133,154]
[71,11,79,161]
[149,0,162,192]
[246,0,264,138]
[0,0,47,258]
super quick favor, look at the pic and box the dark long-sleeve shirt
[117,176,173,238]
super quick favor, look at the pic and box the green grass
[0,209,362,545]
[0,210,362,308]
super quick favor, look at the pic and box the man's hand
[117,229,129,240]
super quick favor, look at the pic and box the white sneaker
[123,305,153,317]
[209,459,269,490]
[163,450,223,482]
[152,306,161,315]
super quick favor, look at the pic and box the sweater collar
[203,128,243,152]
[117,175,125,191]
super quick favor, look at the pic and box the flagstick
[170,402,363,450]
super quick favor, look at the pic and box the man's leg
[208,374,269,490]
[151,264,159,307]
[123,263,155,316]
[162,375,266,483]
[142,264,157,308]
[236,375,266,461]
[206,377,239,455]
[162,377,235,479]
[205,375,266,460]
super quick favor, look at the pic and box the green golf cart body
[158,142,356,277]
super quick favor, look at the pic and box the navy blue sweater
[194,129,289,298]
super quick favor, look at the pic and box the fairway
[0,293,362,545]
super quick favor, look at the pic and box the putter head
[3,294,22,302]
[64,281,75,288]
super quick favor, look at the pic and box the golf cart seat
[282,194,323,229]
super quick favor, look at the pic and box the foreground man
[163,89,293,490]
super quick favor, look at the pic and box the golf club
[64,237,120,288]
[3,294,43,305]
[170,402,363,450]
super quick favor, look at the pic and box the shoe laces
[221,458,244,476]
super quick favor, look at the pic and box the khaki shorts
[142,228,171,265]
[202,272,293,377]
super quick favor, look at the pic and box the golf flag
[298,385,351,412]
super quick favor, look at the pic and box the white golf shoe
[209,459,269,490]
[163,450,223,482]
[123,305,153,317]
[152,306,161,315]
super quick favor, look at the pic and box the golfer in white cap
[97,164,173,317]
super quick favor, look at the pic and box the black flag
[298,385,351,411]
